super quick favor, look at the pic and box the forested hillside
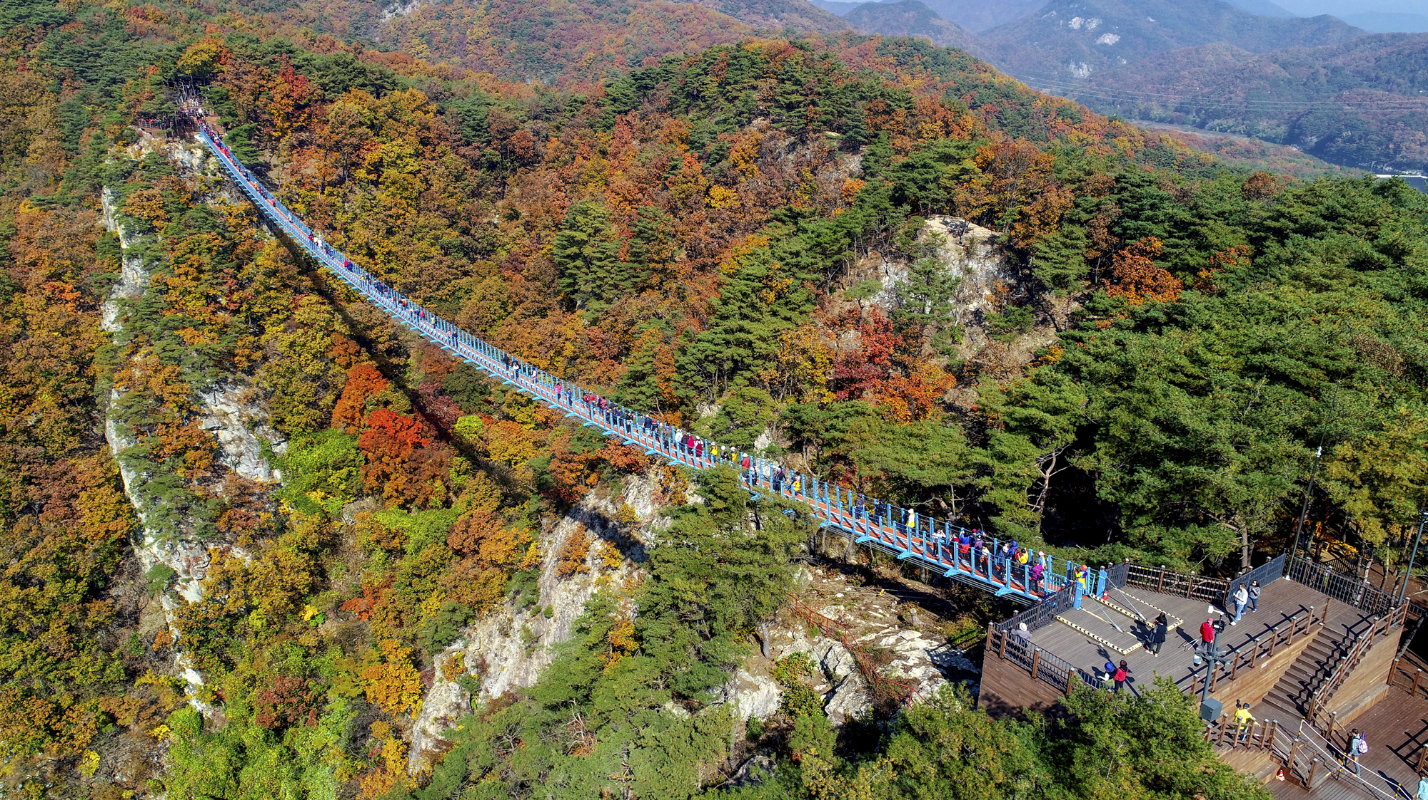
[2,0,1428,796]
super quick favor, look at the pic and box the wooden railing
[1124,563,1229,604]
[788,595,916,703]
[1388,655,1428,701]
[1306,604,1408,728]
[1205,714,1284,753]
[1184,607,1323,697]
[986,625,1097,697]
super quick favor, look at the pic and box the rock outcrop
[407,471,661,772]
[98,135,284,713]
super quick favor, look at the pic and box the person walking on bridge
[1072,566,1087,609]
[1231,583,1249,626]
[1200,616,1216,650]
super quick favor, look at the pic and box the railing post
[1418,744,1428,774]
[1306,757,1321,789]
[998,628,1008,659]
[1065,667,1077,697]
[1324,711,1337,741]
[1414,669,1423,699]
[1288,736,1303,782]
[1030,647,1042,680]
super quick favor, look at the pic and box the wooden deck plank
[1024,577,1375,696]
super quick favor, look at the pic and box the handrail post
[1306,757,1321,789]
[1065,667,1076,697]
[1030,647,1042,680]
[1414,669,1423,698]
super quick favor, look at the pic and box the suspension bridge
[195,124,1088,604]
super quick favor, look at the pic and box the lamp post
[1292,386,1338,560]
[1398,510,1428,605]
[1197,625,1233,725]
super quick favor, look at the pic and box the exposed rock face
[918,215,1007,329]
[98,136,285,714]
[722,565,982,727]
[197,383,286,483]
[407,471,661,772]
[864,216,1006,325]
[714,669,782,722]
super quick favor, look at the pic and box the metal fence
[1221,554,1286,610]
[994,585,1075,634]
[1286,556,1404,617]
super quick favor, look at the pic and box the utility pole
[1398,509,1428,605]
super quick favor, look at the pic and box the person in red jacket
[1201,617,1216,648]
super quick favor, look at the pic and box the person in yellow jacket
[1234,702,1255,743]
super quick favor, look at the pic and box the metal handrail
[1292,719,1409,800]
[1287,556,1403,616]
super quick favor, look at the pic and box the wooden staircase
[1263,627,1346,718]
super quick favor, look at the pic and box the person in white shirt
[1231,583,1249,626]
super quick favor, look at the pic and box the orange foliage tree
[1106,237,1183,305]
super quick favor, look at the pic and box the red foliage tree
[332,364,389,432]
[253,676,322,731]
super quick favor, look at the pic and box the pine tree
[551,200,634,313]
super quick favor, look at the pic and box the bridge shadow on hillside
[267,224,528,494]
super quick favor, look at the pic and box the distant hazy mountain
[982,0,1366,78]
[841,0,980,48]
[689,0,853,32]
[811,0,1040,31]
[1222,0,1296,18]
[1340,11,1428,32]
[809,0,863,15]
[1060,32,1428,171]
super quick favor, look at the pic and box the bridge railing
[193,124,1115,603]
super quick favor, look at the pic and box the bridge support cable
[194,126,1072,603]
